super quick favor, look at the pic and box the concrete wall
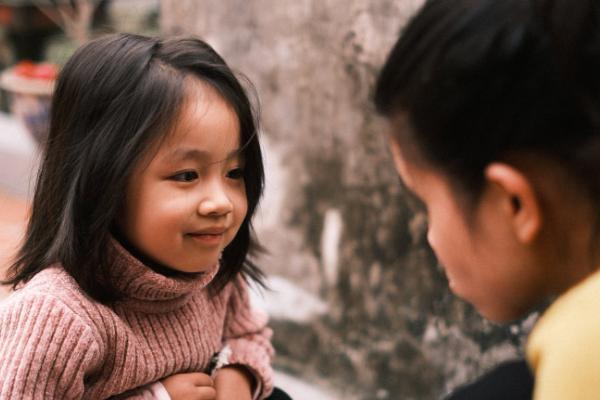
[160,2,534,398]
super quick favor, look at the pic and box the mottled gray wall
[160,2,533,398]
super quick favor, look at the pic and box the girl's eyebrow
[164,147,242,163]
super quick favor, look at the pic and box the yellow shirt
[527,269,600,399]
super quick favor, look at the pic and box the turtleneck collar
[109,238,220,313]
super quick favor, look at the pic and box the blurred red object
[13,60,58,80]
[0,61,57,146]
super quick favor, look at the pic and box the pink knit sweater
[0,241,274,399]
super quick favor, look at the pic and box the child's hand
[161,372,216,400]
[214,365,254,400]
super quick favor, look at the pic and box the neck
[524,157,600,296]
[107,237,220,313]
[543,208,600,296]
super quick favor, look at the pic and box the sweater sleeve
[221,276,274,399]
[0,293,102,400]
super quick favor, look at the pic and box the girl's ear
[484,162,542,244]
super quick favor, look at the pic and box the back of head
[375,0,600,203]
[5,33,264,302]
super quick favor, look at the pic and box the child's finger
[187,372,214,387]
[193,386,217,399]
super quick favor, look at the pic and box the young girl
[0,33,285,400]
[375,0,600,399]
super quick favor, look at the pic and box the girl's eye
[227,168,245,180]
[171,171,198,182]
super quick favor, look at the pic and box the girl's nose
[197,186,234,217]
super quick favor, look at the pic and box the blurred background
[0,1,537,399]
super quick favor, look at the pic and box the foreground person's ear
[484,162,542,244]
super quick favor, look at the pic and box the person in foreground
[374,0,600,398]
[0,33,291,400]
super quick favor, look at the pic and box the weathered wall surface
[160,2,533,398]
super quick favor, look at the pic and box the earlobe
[485,163,542,244]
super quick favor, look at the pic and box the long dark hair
[3,33,265,303]
[375,0,600,207]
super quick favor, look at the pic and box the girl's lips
[190,226,227,235]
[187,232,224,246]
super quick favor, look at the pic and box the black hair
[3,33,265,303]
[375,0,600,206]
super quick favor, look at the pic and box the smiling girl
[0,33,285,400]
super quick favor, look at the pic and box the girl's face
[387,116,549,322]
[119,83,248,273]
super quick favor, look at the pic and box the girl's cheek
[236,189,249,216]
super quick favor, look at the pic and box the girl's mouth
[187,228,226,246]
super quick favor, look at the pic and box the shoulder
[528,269,600,353]
[201,274,262,319]
[526,270,600,397]
[207,274,247,302]
[1,266,106,345]
[222,274,254,306]
[0,268,107,397]
[4,266,88,309]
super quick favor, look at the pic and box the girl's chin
[176,263,218,274]
[165,257,220,275]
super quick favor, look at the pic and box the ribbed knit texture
[0,241,274,399]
